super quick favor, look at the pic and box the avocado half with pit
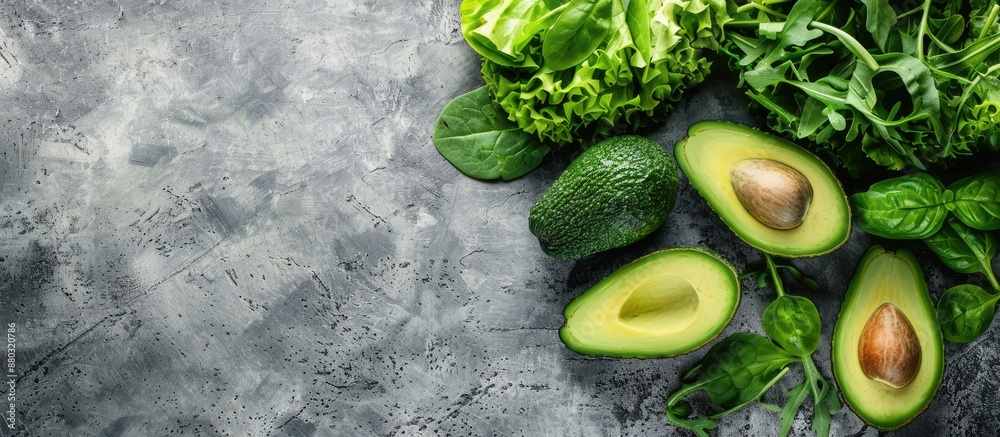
[832,246,943,430]
[674,121,850,257]
[559,247,739,358]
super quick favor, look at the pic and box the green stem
[765,254,786,298]
[724,18,880,71]
[986,269,1000,294]
[724,19,770,29]
[916,0,932,62]
[736,2,788,18]
[807,21,880,70]
[979,5,1000,42]
[801,356,824,401]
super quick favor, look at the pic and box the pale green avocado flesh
[674,121,850,258]
[559,248,739,358]
[832,246,944,430]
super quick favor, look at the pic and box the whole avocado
[529,135,678,260]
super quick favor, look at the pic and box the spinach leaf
[685,333,798,409]
[936,284,1000,343]
[762,295,821,357]
[923,216,1000,292]
[949,172,1000,231]
[542,0,613,70]
[850,173,953,239]
[666,333,797,436]
[433,86,550,180]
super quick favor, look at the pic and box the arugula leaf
[859,0,896,51]
[724,0,1000,173]
[776,0,826,49]
[433,86,550,180]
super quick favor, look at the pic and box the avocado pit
[730,158,813,230]
[858,302,922,389]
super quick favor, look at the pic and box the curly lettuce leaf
[470,0,729,145]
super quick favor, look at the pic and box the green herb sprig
[666,254,840,437]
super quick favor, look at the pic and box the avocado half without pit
[674,121,850,257]
[559,247,739,358]
[833,246,944,430]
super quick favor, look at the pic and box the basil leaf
[949,172,1000,231]
[762,295,821,357]
[924,216,1000,291]
[542,0,613,70]
[936,284,1000,343]
[433,87,550,180]
[851,173,952,239]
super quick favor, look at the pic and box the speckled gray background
[0,1,998,436]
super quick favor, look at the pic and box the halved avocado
[559,247,739,358]
[674,121,851,257]
[832,246,944,430]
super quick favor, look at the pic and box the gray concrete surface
[0,1,997,436]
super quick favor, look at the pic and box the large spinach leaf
[433,86,550,180]
[666,333,797,436]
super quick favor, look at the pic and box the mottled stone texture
[0,1,996,436]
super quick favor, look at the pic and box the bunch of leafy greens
[434,0,731,180]
[851,171,1000,342]
[722,0,1000,175]
[666,255,840,437]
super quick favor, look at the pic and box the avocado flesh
[560,248,739,358]
[833,246,943,430]
[674,121,850,257]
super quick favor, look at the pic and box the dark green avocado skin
[528,135,679,260]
